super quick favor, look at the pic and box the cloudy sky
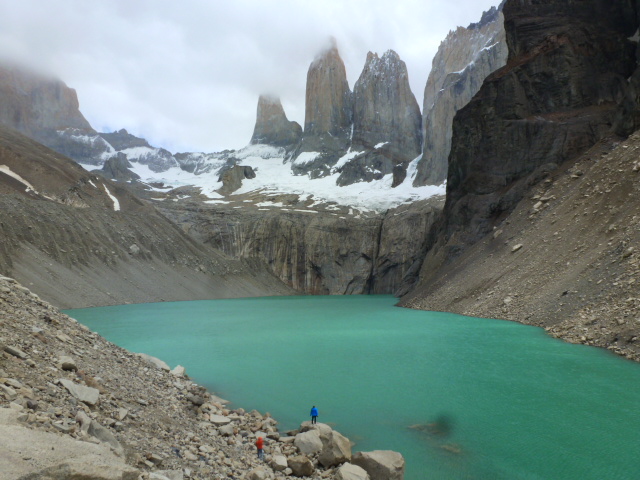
[0,0,500,154]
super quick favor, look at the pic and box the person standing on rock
[310,405,319,424]
[255,436,264,460]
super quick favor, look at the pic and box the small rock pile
[0,275,404,480]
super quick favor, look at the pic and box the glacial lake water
[67,295,640,480]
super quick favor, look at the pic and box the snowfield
[85,144,445,213]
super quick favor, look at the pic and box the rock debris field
[0,275,404,480]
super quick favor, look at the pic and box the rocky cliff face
[339,50,422,186]
[250,95,302,148]
[291,40,353,178]
[0,65,112,164]
[0,65,92,136]
[414,3,508,186]
[403,0,640,302]
[158,196,443,296]
[437,0,638,253]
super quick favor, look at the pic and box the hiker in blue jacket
[310,405,318,424]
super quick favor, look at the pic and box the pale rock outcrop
[351,450,406,480]
[270,454,288,471]
[0,408,139,480]
[59,378,100,406]
[414,3,507,186]
[336,463,371,480]
[293,428,323,454]
[250,94,302,148]
[137,352,171,372]
[288,455,315,477]
[292,38,353,177]
[318,429,352,467]
[341,50,422,187]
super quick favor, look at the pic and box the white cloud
[0,0,500,153]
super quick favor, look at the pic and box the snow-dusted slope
[106,144,444,212]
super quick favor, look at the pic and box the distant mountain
[414,1,507,186]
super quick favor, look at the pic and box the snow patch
[102,184,120,211]
[374,142,388,149]
[0,165,37,193]
[334,150,363,170]
[293,151,321,166]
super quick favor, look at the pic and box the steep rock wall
[292,41,353,177]
[414,4,508,186]
[159,198,443,296]
[403,0,640,297]
[340,50,422,187]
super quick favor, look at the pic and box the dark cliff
[440,0,638,253]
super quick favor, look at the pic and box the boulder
[294,429,323,455]
[151,471,183,480]
[319,429,352,467]
[351,450,405,480]
[336,463,371,480]
[288,455,315,477]
[136,353,170,372]
[170,365,186,377]
[4,345,27,360]
[270,454,288,471]
[209,414,231,426]
[246,467,271,480]
[58,355,78,371]
[0,408,138,480]
[59,378,100,406]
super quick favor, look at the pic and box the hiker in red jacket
[255,436,264,460]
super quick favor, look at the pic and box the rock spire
[338,49,422,186]
[291,39,353,176]
[250,94,302,147]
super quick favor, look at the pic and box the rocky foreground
[0,275,405,480]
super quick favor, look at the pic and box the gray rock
[0,384,17,401]
[209,414,231,426]
[150,470,183,480]
[288,455,315,477]
[59,379,100,406]
[170,365,186,377]
[58,355,78,371]
[336,463,371,480]
[136,353,170,371]
[4,345,27,360]
[319,429,352,467]
[270,454,288,471]
[0,407,138,480]
[88,419,124,456]
[294,429,323,455]
[246,467,271,480]
[218,424,235,436]
[351,450,405,480]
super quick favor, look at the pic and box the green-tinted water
[66,295,640,479]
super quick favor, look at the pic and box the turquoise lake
[66,295,640,480]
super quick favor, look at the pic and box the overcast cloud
[0,0,499,153]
